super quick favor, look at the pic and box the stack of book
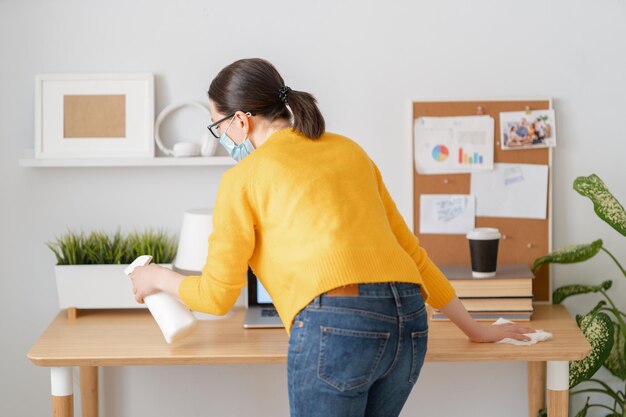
[430,264,534,321]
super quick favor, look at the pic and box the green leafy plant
[46,228,178,265]
[533,174,625,417]
[125,229,178,264]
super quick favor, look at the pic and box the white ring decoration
[51,367,73,396]
[154,101,212,157]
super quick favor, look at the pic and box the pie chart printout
[432,144,449,162]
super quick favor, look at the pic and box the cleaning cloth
[493,318,553,346]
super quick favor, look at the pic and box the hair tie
[278,86,292,103]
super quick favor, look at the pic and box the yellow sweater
[178,128,456,334]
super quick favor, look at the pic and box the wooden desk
[28,304,590,417]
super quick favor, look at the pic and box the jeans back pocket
[317,326,390,392]
[409,328,428,384]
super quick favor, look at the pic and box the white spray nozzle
[124,255,153,276]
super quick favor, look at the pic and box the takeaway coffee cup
[466,228,501,278]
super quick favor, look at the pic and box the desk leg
[528,361,546,417]
[546,361,569,417]
[51,367,73,417]
[80,366,98,417]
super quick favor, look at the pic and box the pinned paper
[471,163,548,219]
[414,116,494,174]
[420,195,476,234]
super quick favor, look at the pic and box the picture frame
[35,73,155,159]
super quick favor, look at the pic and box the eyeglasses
[207,111,255,139]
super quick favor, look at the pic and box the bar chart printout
[459,148,485,165]
[414,116,494,174]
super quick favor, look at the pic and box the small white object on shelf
[154,100,218,158]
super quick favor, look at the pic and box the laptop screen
[247,267,275,307]
[256,280,272,304]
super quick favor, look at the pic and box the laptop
[243,268,283,329]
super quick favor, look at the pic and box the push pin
[443,178,449,184]
[527,243,534,249]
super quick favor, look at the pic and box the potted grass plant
[47,228,177,310]
[532,174,625,417]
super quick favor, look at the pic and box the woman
[130,58,536,417]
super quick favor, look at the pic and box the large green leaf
[532,240,603,273]
[604,320,626,380]
[574,174,626,237]
[570,310,615,388]
[575,301,608,327]
[553,281,612,304]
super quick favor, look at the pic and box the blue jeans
[287,283,429,417]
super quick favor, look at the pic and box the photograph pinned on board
[499,109,556,150]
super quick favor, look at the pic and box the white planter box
[55,264,172,309]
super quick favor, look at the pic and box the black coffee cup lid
[466,227,501,240]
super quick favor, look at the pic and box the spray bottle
[125,255,197,343]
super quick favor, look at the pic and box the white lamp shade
[174,208,213,273]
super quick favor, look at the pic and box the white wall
[1,0,625,416]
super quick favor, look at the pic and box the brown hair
[208,58,325,139]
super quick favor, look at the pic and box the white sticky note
[420,195,476,234]
[470,163,548,219]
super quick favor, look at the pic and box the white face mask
[219,114,255,162]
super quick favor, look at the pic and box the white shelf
[19,151,236,168]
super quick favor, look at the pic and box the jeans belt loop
[313,295,322,308]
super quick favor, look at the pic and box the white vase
[55,264,172,309]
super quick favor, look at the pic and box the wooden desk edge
[27,354,289,367]
[27,349,592,368]
[27,304,592,367]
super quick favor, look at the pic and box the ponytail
[208,58,326,140]
[284,89,325,139]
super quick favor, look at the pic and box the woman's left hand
[129,264,168,304]
[468,322,537,343]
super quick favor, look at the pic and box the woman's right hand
[438,296,537,343]
[130,264,186,304]
[468,322,537,343]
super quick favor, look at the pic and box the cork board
[63,95,126,138]
[412,100,552,302]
